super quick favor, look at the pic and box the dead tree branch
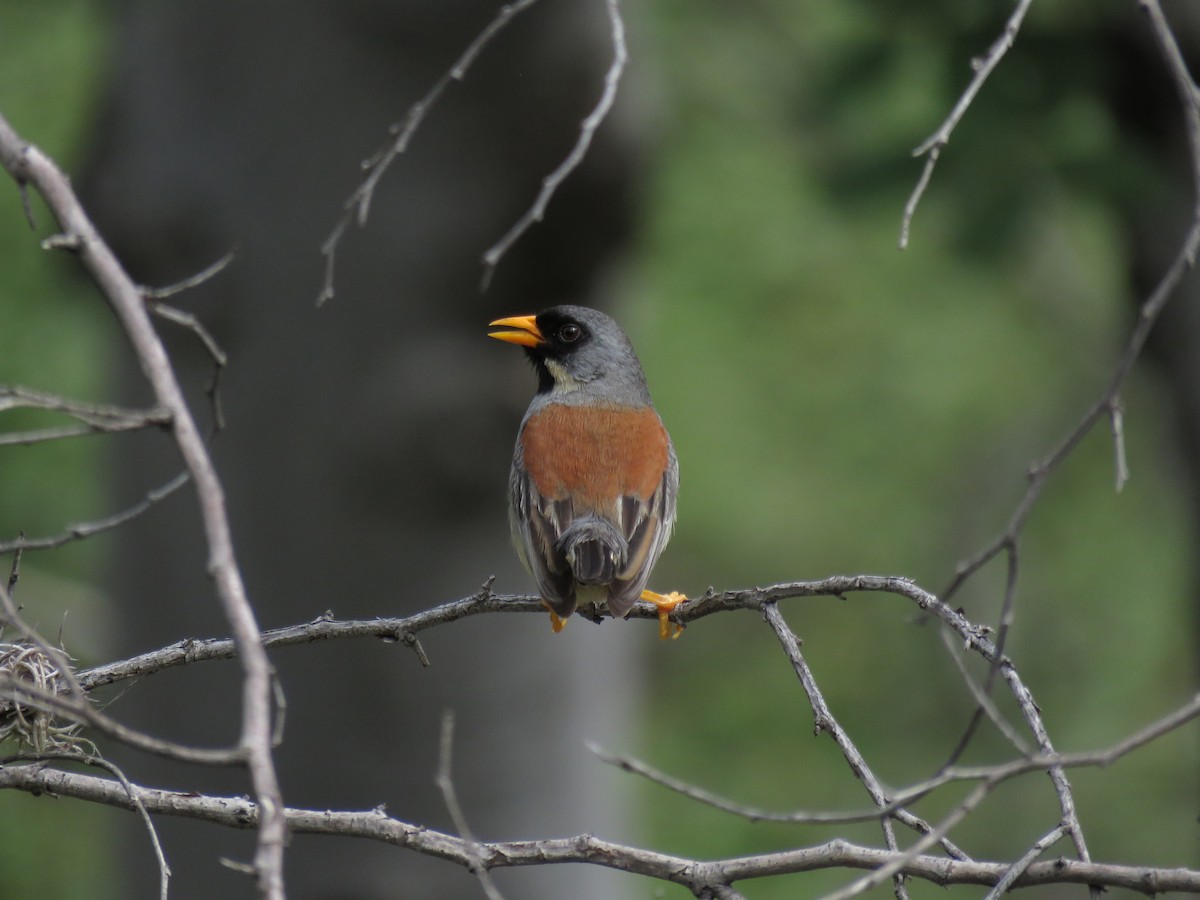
[1,760,1197,897]
[479,0,628,288]
[0,472,189,556]
[0,113,286,898]
[318,0,628,300]
[927,0,1200,809]
[317,0,542,304]
[1,1,1197,896]
[899,0,1034,248]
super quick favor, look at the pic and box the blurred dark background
[0,1,1197,898]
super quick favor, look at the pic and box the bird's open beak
[488,314,544,348]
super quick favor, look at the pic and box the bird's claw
[641,589,688,640]
[541,601,568,633]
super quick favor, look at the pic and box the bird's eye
[558,323,582,343]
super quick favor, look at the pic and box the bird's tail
[557,516,627,587]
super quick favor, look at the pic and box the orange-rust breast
[521,404,669,505]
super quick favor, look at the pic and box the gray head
[488,305,653,405]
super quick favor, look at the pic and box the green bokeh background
[1,2,1197,897]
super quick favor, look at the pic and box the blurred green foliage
[627,1,1198,897]
[0,0,114,566]
[1,1,1197,898]
[0,2,117,898]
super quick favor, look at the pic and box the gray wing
[508,443,578,616]
[605,440,678,618]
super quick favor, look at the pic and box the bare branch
[590,741,970,865]
[2,763,1198,895]
[0,422,146,448]
[0,113,286,898]
[943,0,1200,602]
[899,0,1034,248]
[932,7,1200,861]
[318,0,626,299]
[479,0,628,288]
[935,626,1031,757]
[994,633,1096,884]
[1,672,245,765]
[66,572,1195,890]
[21,751,172,900]
[138,251,235,435]
[2,567,1196,894]
[0,384,170,428]
[317,0,542,305]
[77,576,978,691]
[0,578,245,766]
[0,385,171,448]
[819,685,1200,900]
[436,711,506,900]
[140,250,236,301]
[147,301,228,434]
[1108,396,1130,492]
[762,602,910,898]
[598,692,1200,831]
[0,472,189,556]
[983,824,1067,900]
[588,743,889,826]
[5,541,20,595]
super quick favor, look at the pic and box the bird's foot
[541,600,568,633]
[640,589,688,640]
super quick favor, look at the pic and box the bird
[488,305,687,640]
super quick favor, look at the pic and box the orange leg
[640,589,688,640]
[541,600,568,633]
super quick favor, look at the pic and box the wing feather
[509,463,577,615]
[606,442,678,618]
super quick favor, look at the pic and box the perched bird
[489,305,687,639]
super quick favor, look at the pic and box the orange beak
[487,314,544,348]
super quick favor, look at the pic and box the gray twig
[0,385,171,447]
[17,751,173,900]
[479,0,628,289]
[936,626,1031,756]
[0,472,189,556]
[436,711,506,900]
[139,251,234,435]
[0,113,286,899]
[932,7,1200,883]
[762,602,909,899]
[317,0,542,304]
[984,824,1067,900]
[3,761,1199,895]
[899,0,1034,248]
[140,250,236,301]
